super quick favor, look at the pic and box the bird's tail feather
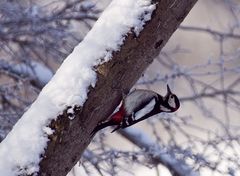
[111,125,121,133]
[90,121,116,137]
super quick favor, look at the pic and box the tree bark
[39,0,198,175]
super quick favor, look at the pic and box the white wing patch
[124,89,157,115]
[134,99,156,120]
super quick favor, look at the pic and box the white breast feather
[168,97,176,109]
[124,90,157,115]
[134,98,156,120]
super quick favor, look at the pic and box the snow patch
[67,107,75,120]
[0,0,156,175]
[42,127,54,136]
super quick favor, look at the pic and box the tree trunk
[39,0,198,175]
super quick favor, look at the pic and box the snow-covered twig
[119,128,199,176]
[0,60,53,89]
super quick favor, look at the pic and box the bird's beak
[167,84,172,95]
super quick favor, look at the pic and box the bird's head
[160,85,180,112]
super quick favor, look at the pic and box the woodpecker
[90,85,180,136]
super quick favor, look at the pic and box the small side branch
[119,128,199,176]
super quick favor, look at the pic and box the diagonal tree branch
[39,1,197,175]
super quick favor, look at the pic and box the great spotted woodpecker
[91,85,180,136]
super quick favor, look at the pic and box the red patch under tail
[110,105,125,123]
[90,106,125,136]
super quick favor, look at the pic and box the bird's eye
[170,95,174,99]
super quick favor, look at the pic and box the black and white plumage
[90,85,180,136]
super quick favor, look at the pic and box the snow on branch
[120,128,199,176]
[0,0,156,175]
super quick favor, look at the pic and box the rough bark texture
[39,0,198,175]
